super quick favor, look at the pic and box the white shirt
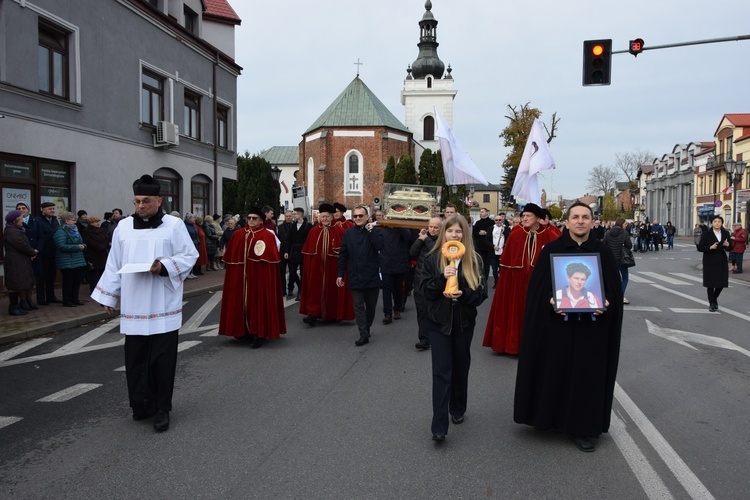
[492,224,505,256]
[91,214,198,335]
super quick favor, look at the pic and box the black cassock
[513,229,624,437]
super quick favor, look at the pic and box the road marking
[668,308,715,314]
[646,319,750,357]
[192,324,218,333]
[628,274,655,284]
[181,291,222,334]
[114,365,125,372]
[53,318,120,355]
[37,383,102,403]
[650,284,750,322]
[0,338,51,362]
[669,273,702,283]
[610,411,674,500]
[625,306,661,312]
[177,341,201,352]
[0,416,23,430]
[614,383,715,500]
[200,329,218,337]
[638,272,691,285]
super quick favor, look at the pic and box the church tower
[401,0,457,160]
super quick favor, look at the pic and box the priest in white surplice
[92,175,198,432]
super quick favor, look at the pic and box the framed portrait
[550,253,606,313]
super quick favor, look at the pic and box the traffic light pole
[612,34,750,55]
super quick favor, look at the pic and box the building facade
[0,0,241,229]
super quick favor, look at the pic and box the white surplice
[92,214,198,335]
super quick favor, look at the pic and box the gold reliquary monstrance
[377,183,442,229]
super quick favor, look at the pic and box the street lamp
[666,201,671,223]
[724,158,747,224]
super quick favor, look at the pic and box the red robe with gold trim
[299,223,354,321]
[334,217,355,231]
[482,224,560,354]
[219,226,286,339]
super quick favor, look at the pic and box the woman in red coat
[193,216,209,275]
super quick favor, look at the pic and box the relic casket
[381,183,442,226]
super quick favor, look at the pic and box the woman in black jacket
[603,218,632,304]
[420,214,488,443]
[697,215,731,311]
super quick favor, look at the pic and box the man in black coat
[513,201,623,453]
[472,207,495,284]
[337,205,384,346]
[34,201,61,304]
[409,217,441,350]
[278,210,295,298]
[282,207,312,301]
[378,224,411,324]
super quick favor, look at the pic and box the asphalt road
[1,241,748,499]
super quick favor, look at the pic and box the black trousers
[479,250,494,284]
[488,253,500,283]
[413,285,429,343]
[288,261,303,295]
[36,253,57,302]
[60,267,85,305]
[351,288,379,338]
[427,304,475,435]
[382,272,405,315]
[124,330,179,414]
[706,287,723,304]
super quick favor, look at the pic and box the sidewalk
[0,269,225,346]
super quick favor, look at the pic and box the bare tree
[586,164,620,194]
[615,148,655,183]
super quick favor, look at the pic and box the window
[483,194,490,203]
[141,70,163,126]
[423,116,435,141]
[191,179,210,217]
[154,168,181,215]
[427,76,432,89]
[217,106,228,148]
[38,22,68,98]
[184,90,201,140]
[344,151,362,194]
[184,6,198,35]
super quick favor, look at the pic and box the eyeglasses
[352,214,367,219]
[247,216,260,220]
[494,219,502,221]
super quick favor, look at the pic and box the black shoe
[432,433,446,442]
[295,294,300,302]
[47,297,61,304]
[572,435,596,452]
[415,340,430,350]
[355,336,369,346]
[709,303,717,312]
[153,411,170,432]
[450,414,464,425]
[37,300,49,306]
[63,303,76,307]
[250,336,264,349]
[25,300,39,310]
[302,315,317,326]
[72,300,85,306]
[19,302,34,311]
[8,306,28,316]
[132,408,156,421]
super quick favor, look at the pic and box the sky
[231,0,750,202]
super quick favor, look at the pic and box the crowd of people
[4,192,745,448]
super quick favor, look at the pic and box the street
[1,241,748,499]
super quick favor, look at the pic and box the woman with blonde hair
[419,214,488,442]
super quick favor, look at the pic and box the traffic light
[629,38,644,57]
[582,39,612,86]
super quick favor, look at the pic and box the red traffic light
[629,38,645,57]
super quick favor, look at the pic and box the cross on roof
[354,58,363,77]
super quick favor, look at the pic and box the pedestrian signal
[582,39,612,86]
[629,38,644,57]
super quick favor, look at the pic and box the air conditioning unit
[154,121,179,147]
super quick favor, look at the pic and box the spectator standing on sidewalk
[665,221,676,250]
[337,205,384,346]
[4,209,39,315]
[284,208,311,301]
[729,222,747,274]
[35,201,60,305]
[81,215,109,293]
[603,218,632,304]
[54,212,88,307]
[92,175,198,432]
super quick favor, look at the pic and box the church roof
[305,77,410,134]
[259,146,299,165]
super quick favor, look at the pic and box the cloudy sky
[231,0,749,202]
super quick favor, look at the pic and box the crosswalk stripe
[627,273,655,284]
[670,273,702,283]
[624,306,661,312]
[650,284,750,322]
[638,272,691,285]
[114,365,125,372]
[37,384,102,402]
[200,329,218,337]
[53,318,120,355]
[0,338,51,362]
[669,308,715,314]
[181,292,222,334]
[177,341,201,352]
[0,416,23,429]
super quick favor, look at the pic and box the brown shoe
[382,315,392,324]
[394,311,401,320]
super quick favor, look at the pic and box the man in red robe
[333,202,354,230]
[299,204,354,326]
[483,203,560,354]
[219,207,286,348]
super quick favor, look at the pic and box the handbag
[622,247,636,268]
